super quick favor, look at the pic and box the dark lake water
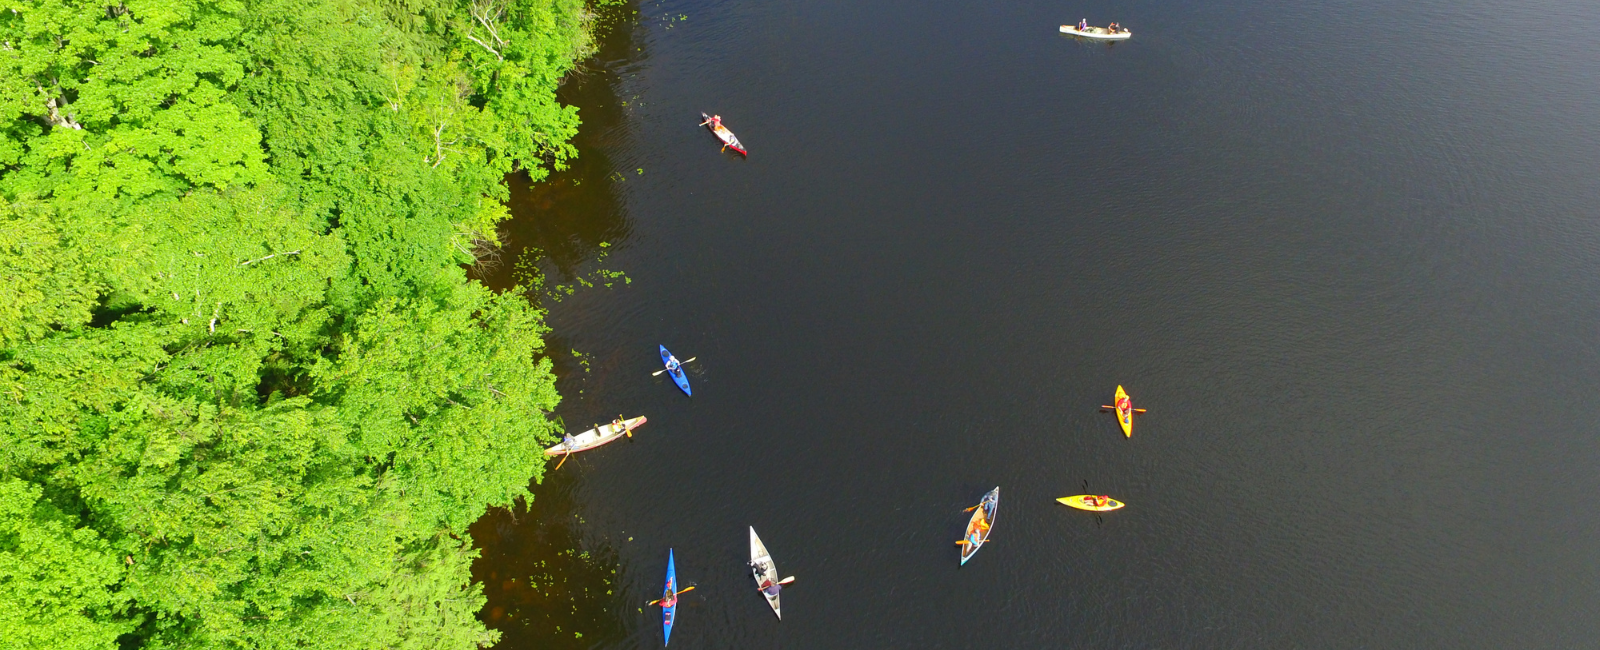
[468,0,1600,647]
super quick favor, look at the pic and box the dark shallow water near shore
[470,0,1600,647]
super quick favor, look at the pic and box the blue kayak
[662,549,677,646]
[659,345,691,396]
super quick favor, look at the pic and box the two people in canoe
[1075,18,1127,33]
[751,559,783,597]
[698,113,748,155]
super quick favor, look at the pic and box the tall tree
[0,0,590,647]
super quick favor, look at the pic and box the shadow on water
[469,475,628,649]
[472,0,645,294]
[469,2,644,649]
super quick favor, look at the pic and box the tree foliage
[0,0,588,647]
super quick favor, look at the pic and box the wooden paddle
[757,576,796,591]
[647,585,696,606]
[651,357,696,376]
[553,427,598,471]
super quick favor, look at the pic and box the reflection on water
[469,475,627,648]
[469,1,644,648]
[473,1,643,293]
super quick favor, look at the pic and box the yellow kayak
[1114,385,1134,437]
[1057,495,1125,512]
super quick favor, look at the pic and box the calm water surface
[469,0,1600,647]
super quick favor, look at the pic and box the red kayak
[700,112,747,156]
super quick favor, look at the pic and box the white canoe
[543,416,647,455]
[1060,25,1132,40]
[749,527,782,619]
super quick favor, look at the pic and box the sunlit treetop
[0,0,588,647]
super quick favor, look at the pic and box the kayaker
[658,589,678,609]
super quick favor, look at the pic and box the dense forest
[0,0,592,647]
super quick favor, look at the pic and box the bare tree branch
[38,83,82,130]
[467,0,508,60]
[464,34,501,60]
[239,250,301,266]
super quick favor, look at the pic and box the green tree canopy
[0,0,589,647]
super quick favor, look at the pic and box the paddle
[757,576,796,591]
[647,585,696,606]
[1100,405,1147,413]
[554,446,573,470]
[619,415,632,439]
[955,539,992,545]
[651,357,696,376]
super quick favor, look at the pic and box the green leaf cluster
[0,0,590,647]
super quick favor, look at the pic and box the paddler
[562,431,576,448]
[1078,18,1087,30]
[750,560,781,596]
[699,115,733,151]
[657,588,678,609]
